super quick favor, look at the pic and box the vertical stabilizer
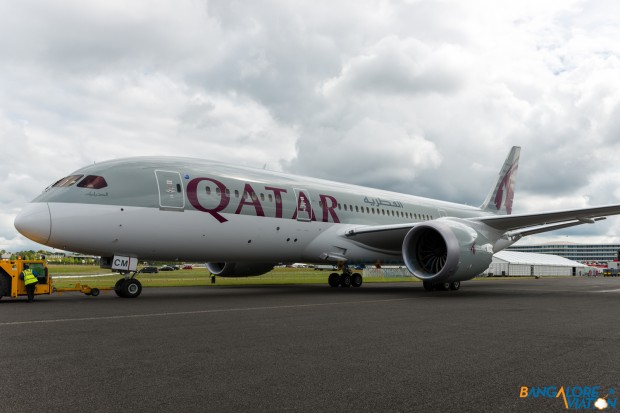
[480,146,520,215]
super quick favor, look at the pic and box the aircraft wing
[344,204,620,253]
[474,204,620,231]
[344,223,415,252]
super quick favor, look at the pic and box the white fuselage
[15,156,486,265]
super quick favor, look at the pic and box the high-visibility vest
[22,269,38,286]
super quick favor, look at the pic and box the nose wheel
[114,276,143,298]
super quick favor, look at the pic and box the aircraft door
[294,188,313,222]
[155,170,185,210]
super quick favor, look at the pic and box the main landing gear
[422,281,460,292]
[114,273,143,298]
[328,268,363,288]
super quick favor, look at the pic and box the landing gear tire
[328,273,341,288]
[449,281,460,291]
[439,282,451,291]
[114,279,125,297]
[121,279,142,298]
[90,288,100,297]
[351,273,363,288]
[340,274,352,288]
[423,281,434,292]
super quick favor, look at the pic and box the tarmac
[2,276,620,412]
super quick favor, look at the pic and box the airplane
[13,146,620,298]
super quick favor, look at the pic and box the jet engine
[402,219,494,283]
[206,262,276,277]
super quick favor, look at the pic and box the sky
[2,0,620,253]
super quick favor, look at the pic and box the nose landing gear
[114,274,143,298]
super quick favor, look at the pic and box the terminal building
[507,243,620,264]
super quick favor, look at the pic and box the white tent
[485,250,593,277]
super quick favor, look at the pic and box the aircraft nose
[14,202,52,245]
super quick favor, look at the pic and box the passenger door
[294,188,313,222]
[155,170,185,210]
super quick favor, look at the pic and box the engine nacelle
[206,262,275,277]
[402,219,494,283]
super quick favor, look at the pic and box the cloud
[2,0,620,252]
[322,36,471,97]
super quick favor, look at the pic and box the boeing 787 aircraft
[13,146,620,297]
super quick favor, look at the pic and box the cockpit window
[52,175,84,188]
[77,175,108,189]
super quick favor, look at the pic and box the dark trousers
[25,284,36,302]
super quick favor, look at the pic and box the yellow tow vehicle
[0,258,101,300]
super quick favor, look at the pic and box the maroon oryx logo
[494,164,517,214]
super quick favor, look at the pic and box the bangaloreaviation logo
[520,386,617,410]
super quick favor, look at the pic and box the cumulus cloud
[322,36,471,97]
[2,0,620,252]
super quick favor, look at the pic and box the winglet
[480,146,520,215]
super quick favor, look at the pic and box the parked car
[182,264,193,270]
[139,266,158,273]
[159,265,175,271]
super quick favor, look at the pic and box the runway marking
[590,288,620,293]
[0,297,419,326]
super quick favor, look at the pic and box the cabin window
[269,194,273,202]
[235,190,240,198]
[205,186,211,195]
[338,203,342,210]
[225,189,230,196]
[77,175,108,189]
[260,193,265,202]
[344,204,348,211]
[216,188,221,195]
[355,206,359,213]
[53,175,84,188]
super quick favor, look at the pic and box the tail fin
[480,146,520,215]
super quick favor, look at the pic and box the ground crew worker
[20,265,38,302]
